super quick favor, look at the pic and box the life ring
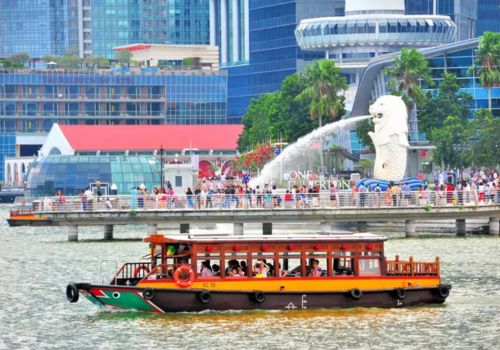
[395,288,407,300]
[133,265,151,278]
[251,291,265,303]
[198,290,211,304]
[66,283,79,303]
[143,289,154,300]
[437,285,450,299]
[350,288,363,300]
[174,265,195,288]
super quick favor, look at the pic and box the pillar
[147,223,158,235]
[320,221,332,232]
[104,224,113,240]
[220,0,228,64]
[68,225,78,241]
[234,222,244,235]
[263,223,272,235]
[243,0,249,61]
[180,223,190,234]
[209,0,216,46]
[456,218,466,236]
[489,217,499,236]
[357,221,367,232]
[405,220,416,237]
[231,0,240,62]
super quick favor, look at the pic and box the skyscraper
[0,0,210,59]
[476,0,500,35]
[405,0,477,40]
[211,0,344,121]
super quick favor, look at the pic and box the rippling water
[0,204,499,349]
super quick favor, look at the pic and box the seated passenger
[309,259,322,277]
[253,260,269,278]
[201,260,213,277]
[212,264,220,276]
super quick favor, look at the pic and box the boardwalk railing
[26,190,498,213]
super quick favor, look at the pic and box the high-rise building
[211,0,344,121]
[405,0,477,40]
[476,0,500,35]
[0,0,210,59]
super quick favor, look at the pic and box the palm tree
[472,32,500,111]
[385,48,433,141]
[297,59,347,173]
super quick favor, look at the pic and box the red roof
[58,125,243,151]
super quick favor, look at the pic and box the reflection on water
[0,204,499,349]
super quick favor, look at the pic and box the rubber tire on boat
[198,290,211,304]
[251,291,265,303]
[350,288,363,300]
[143,289,154,300]
[395,288,407,300]
[66,283,79,303]
[437,285,450,299]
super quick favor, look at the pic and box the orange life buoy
[174,265,195,288]
[133,264,150,278]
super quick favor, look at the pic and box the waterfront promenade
[24,190,500,240]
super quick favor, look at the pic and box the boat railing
[385,256,440,276]
[9,208,33,216]
[141,263,182,281]
[111,261,154,284]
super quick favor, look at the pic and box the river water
[0,204,499,350]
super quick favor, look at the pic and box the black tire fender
[437,285,450,299]
[350,288,363,300]
[198,290,211,304]
[66,283,79,303]
[395,288,407,300]
[143,288,154,300]
[251,291,265,303]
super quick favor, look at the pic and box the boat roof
[144,232,387,245]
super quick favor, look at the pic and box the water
[0,203,499,349]
[250,115,371,187]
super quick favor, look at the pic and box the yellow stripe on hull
[138,277,440,292]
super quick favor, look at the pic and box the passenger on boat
[212,264,220,276]
[253,260,269,278]
[309,259,322,277]
[201,260,213,277]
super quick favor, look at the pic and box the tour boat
[7,207,52,227]
[66,233,451,313]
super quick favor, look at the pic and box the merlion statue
[368,95,409,181]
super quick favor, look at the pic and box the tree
[471,31,500,111]
[385,48,433,110]
[115,50,133,67]
[84,56,109,69]
[1,52,30,68]
[418,72,473,138]
[431,115,471,169]
[297,59,347,126]
[469,109,500,167]
[354,119,375,151]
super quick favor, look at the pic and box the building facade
[476,0,500,35]
[0,0,210,59]
[405,0,477,40]
[211,0,344,121]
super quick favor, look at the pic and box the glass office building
[221,0,343,121]
[25,155,160,196]
[91,0,210,58]
[0,69,228,133]
[0,133,16,182]
[405,0,477,40]
[0,0,69,58]
[476,0,500,35]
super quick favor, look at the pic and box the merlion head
[369,95,408,132]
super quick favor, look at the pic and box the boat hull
[7,217,53,227]
[72,283,451,313]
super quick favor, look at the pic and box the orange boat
[66,232,451,312]
[7,207,52,227]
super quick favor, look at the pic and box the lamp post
[160,144,164,190]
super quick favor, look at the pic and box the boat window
[306,252,327,277]
[196,253,221,277]
[251,252,275,278]
[224,253,248,277]
[333,251,354,275]
[358,259,381,276]
[278,252,301,277]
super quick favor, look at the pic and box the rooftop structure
[113,44,219,70]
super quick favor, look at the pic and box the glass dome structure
[26,155,160,197]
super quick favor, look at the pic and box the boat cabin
[112,233,440,286]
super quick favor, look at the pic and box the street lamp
[160,144,164,190]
